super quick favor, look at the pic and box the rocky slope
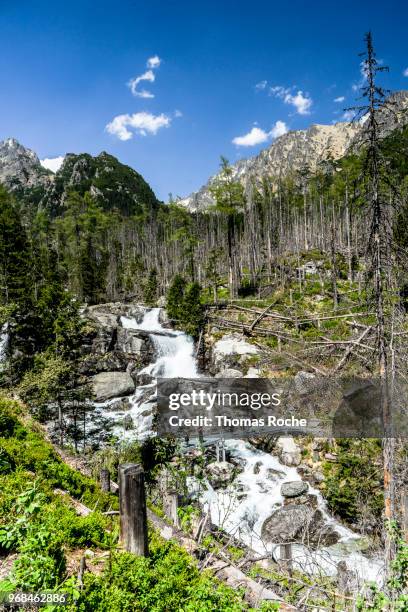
[0,140,159,215]
[179,91,408,212]
[0,138,51,192]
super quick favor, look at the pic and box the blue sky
[0,0,407,200]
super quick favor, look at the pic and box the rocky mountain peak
[179,91,408,212]
[0,137,51,191]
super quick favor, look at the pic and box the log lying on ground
[146,508,294,609]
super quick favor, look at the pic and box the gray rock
[206,461,236,489]
[79,352,127,375]
[123,414,134,430]
[92,371,135,401]
[281,481,309,498]
[275,437,302,467]
[313,471,325,484]
[261,505,340,546]
[215,368,243,378]
[108,397,131,412]
[116,327,145,355]
[0,138,52,191]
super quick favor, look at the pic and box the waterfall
[0,323,9,369]
[100,306,383,583]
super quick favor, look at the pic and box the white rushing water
[99,308,198,439]
[0,323,9,369]
[101,307,383,583]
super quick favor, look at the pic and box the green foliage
[0,186,31,305]
[75,531,247,612]
[143,268,158,306]
[166,275,204,339]
[323,439,383,525]
[357,523,408,610]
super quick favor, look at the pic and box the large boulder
[79,352,127,375]
[215,368,243,378]
[261,505,339,547]
[116,327,146,355]
[91,371,135,401]
[275,436,302,467]
[211,333,258,373]
[206,461,236,489]
[281,481,309,498]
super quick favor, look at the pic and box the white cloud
[40,155,65,173]
[334,96,345,103]
[403,67,408,77]
[174,109,183,118]
[128,69,156,98]
[147,55,161,69]
[270,120,288,138]
[106,111,171,140]
[128,55,162,98]
[270,85,312,115]
[255,80,267,91]
[232,120,287,147]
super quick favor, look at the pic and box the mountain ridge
[178,90,408,211]
[0,140,160,215]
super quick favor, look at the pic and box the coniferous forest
[0,20,408,612]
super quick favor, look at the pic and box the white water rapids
[98,307,384,584]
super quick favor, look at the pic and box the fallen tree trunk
[146,508,295,609]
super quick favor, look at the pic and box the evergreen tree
[210,157,245,298]
[143,268,158,306]
[182,282,204,339]
[166,274,185,322]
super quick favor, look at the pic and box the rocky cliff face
[179,91,408,212]
[0,138,52,192]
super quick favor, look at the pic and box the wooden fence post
[402,489,408,543]
[166,490,179,528]
[100,468,111,493]
[118,463,148,556]
[280,543,293,574]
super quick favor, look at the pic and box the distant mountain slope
[0,140,160,216]
[179,91,408,212]
[44,152,159,215]
[0,138,51,191]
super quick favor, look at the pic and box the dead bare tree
[347,31,397,572]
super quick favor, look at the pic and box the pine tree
[166,274,185,322]
[182,282,204,339]
[143,268,158,306]
[210,157,245,298]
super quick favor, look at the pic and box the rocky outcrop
[281,481,309,498]
[80,303,155,377]
[0,138,51,192]
[210,333,259,375]
[91,371,135,401]
[275,437,302,467]
[261,505,339,547]
[206,461,237,489]
[0,140,160,216]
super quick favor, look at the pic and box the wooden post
[220,438,226,462]
[118,463,148,556]
[280,543,292,574]
[402,489,408,543]
[100,468,111,493]
[166,490,179,528]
